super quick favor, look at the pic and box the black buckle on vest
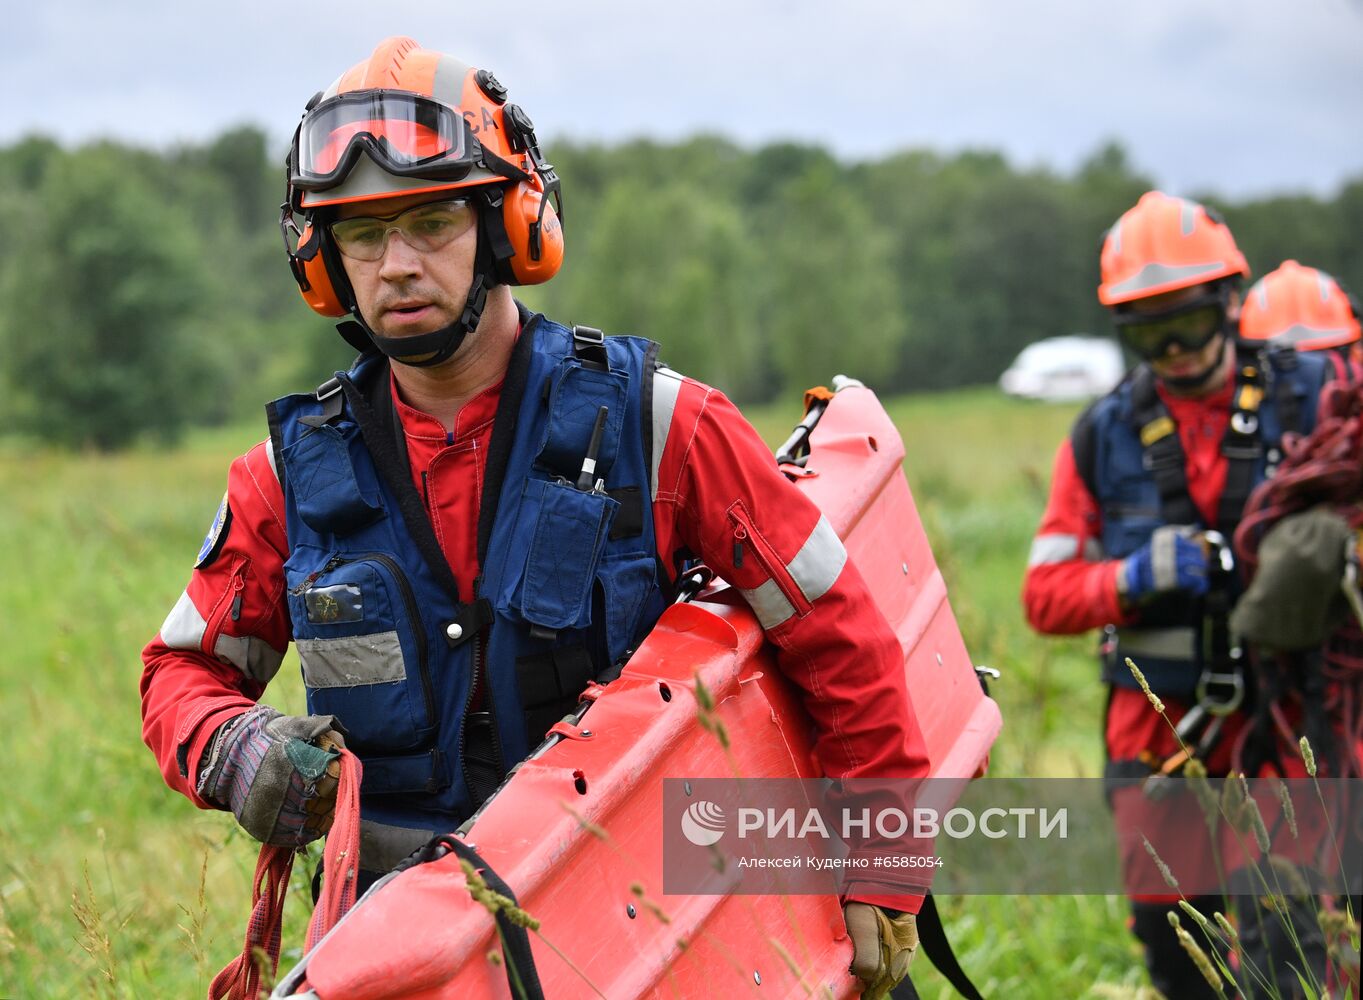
[571,325,609,372]
[316,376,342,402]
[300,376,345,427]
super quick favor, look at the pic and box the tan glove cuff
[845,902,919,999]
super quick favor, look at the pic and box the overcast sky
[7,0,1362,198]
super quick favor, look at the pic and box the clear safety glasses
[291,91,477,192]
[1114,295,1227,361]
[329,198,477,260]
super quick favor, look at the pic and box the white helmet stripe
[432,55,473,108]
[1106,261,1226,298]
[1178,198,1197,236]
[1272,323,1353,346]
[1316,270,1333,304]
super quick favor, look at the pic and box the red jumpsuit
[1024,381,1247,916]
[1023,379,1241,769]
[142,360,931,911]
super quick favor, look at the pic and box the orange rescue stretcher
[271,378,1002,1000]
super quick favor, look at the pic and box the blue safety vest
[267,310,668,849]
[1071,345,1327,698]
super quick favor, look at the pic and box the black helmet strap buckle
[357,271,490,369]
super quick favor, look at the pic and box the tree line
[1,128,1359,449]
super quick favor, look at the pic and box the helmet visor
[293,91,474,192]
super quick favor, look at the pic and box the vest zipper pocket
[726,504,812,618]
[360,552,436,731]
[295,552,436,733]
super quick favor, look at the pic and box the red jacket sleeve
[140,440,292,807]
[653,377,931,910]
[1021,439,1130,635]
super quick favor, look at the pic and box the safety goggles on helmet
[329,198,476,261]
[1114,293,1228,361]
[290,91,478,193]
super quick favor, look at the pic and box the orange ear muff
[501,171,564,286]
[293,221,349,317]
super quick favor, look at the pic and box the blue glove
[1119,526,1209,603]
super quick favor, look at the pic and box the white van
[999,335,1126,402]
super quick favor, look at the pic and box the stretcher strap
[208,749,363,1000]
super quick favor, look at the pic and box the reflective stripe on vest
[1115,626,1198,661]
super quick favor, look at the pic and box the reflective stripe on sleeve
[787,514,846,603]
[214,633,286,684]
[650,367,684,499]
[1028,534,1080,566]
[157,589,285,684]
[737,514,847,630]
[159,590,207,651]
[741,579,798,631]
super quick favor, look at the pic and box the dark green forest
[1,128,1359,449]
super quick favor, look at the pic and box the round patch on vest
[195,492,233,569]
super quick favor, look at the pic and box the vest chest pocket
[285,549,436,753]
[535,362,628,480]
[280,423,384,536]
[1101,468,1163,558]
[494,479,619,633]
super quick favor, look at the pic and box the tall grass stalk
[1126,657,1332,998]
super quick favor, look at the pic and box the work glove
[197,705,346,847]
[1117,525,1209,604]
[844,902,918,999]
[1231,506,1354,651]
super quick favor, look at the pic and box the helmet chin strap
[357,273,489,368]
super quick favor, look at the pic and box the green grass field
[0,386,1160,998]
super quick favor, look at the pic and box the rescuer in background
[1239,258,1363,383]
[139,36,926,998]
[1022,191,1330,998]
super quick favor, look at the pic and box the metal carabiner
[1201,529,1235,574]
[1195,668,1246,716]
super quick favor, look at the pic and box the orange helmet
[1240,260,1362,351]
[1098,191,1249,306]
[280,36,564,338]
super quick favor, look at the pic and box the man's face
[1118,282,1235,385]
[332,191,479,342]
